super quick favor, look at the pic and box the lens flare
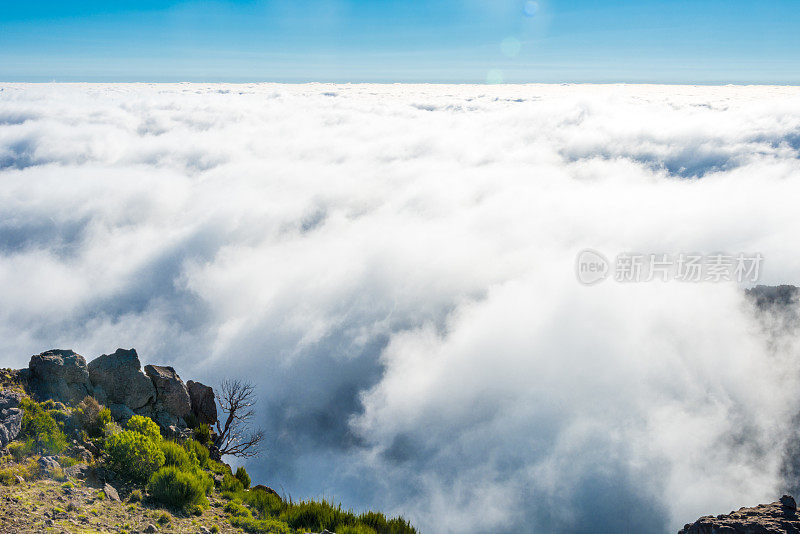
[524,1,539,17]
[500,37,522,58]
[486,69,504,84]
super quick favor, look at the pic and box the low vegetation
[0,371,417,534]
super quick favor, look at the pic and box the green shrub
[19,398,67,454]
[160,441,194,469]
[183,439,210,468]
[126,415,161,442]
[184,413,199,429]
[157,511,172,524]
[207,459,231,476]
[243,488,284,518]
[229,515,293,534]
[51,465,67,481]
[8,440,31,461]
[339,526,378,534]
[235,466,251,489]
[105,430,165,482]
[225,501,252,518]
[221,473,244,493]
[147,466,211,509]
[211,525,220,533]
[358,512,389,533]
[193,423,211,445]
[384,517,417,534]
[74,396,111,437]
[279,500,348,532]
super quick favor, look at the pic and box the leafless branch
[214,379,265,458]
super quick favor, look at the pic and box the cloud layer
[2,83,800,533]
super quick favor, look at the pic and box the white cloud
[1,83,800,533]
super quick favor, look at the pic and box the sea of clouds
[2,83,800,533]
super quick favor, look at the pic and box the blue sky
[2,0,800,83]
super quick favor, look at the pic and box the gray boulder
[103,482,120,502]
[88,348,155,410]
[0,407,22,447]
[0,389,23,447]
[108,403,135,424]
[186,380,217,425]
[155,410,180,429]
[38,456,60,472]
[0,389,23,411]
[144,365,191,420]
[27,349,92,405]
[64,464,90,479]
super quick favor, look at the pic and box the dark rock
[103,482,120,501]
[0,407,22,447]
[64,464,90,479]
[186,380,217,425]
[27,349,92,405]
[69,445,93,463]
[679,497,800,533]
[88,348,155,410]
[209,444,222,461]
[144,365,191,420]
[0,389,23,411]
[108,403,135,424]
[81,440,99,457]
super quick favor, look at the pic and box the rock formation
[25,349,92,405]
[88,348,155,410]
[14,347,217,432]
[0,390,23,447]
[187,380,217,425]
[144,364,192,426]
[679,495,800,534]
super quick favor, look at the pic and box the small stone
[103,482,120,502]
[38,456,60,472]
[199,527,211,534]
[145,524,158,533]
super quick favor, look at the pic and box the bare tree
[214,379,265,458]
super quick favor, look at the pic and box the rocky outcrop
[27,349,92,405]
[17,347,219,434]
[679,495,800,534]
[144,365,191,422]
[88,348,155,410]
[0,390,23,447]
[186,380,217,425]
